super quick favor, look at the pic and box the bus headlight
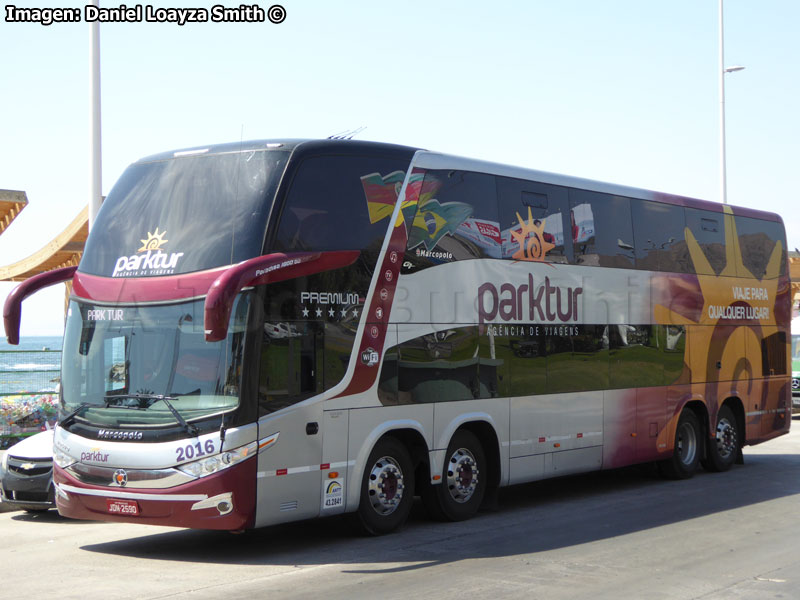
[176,441,257,478]
[54,448,77,469]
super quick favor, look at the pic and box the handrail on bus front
[204,250,360,342]
[3,265,78,345]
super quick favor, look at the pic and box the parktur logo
[137,227,169,252]
[113,227,184,277]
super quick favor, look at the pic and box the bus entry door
[254,322,324,527]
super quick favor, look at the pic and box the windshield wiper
[149,395,199,438]
[104,394,199,437]
[59,402,94,428]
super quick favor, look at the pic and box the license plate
[106,498,139,515]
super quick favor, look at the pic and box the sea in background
[0,336,63,395]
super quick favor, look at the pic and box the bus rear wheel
[423,430,486,521]
[659,409,701,479]
[355,437,414,535]
[702,405,739,472]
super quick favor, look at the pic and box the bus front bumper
[53,458,257,530]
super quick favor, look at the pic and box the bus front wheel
[702,405,740,472]
[423,430,486,521]
[355,437,415,535]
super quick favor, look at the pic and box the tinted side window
[632,201,690,273]
[546,325,609,393]
[479,325,546,398]
[761,329,787,375]
[734,216,787,279]
[498,178,572,263]
[258,321,323,415]
[685,208,726,275]
[396,327,479,403]
[608,325,685,388]
[569,190,635,268]
[274,155,409,253]
[405,170,500,265]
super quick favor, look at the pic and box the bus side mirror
[3,266,78,345]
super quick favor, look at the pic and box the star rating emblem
[302,307,309,317]
[341,308,348,317]
[315,308,322,317]
[328,308,335,317]
[352,308,359,317]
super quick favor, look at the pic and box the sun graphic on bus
[511,207,555,262]
[652,205,785,450]
[138,228,169,253]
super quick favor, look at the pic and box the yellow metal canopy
[0,205,88,282]
[0,189,28,237]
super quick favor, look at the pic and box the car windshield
[60,295,251,429]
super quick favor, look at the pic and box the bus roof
[414,150,784,224]
[137,139,783,225]
[135,138,421,164]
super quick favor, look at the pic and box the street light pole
[719,0,744,205]
[89,1,102,229]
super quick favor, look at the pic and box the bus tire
[355,437,414,535]
[658,409,701,479]
[423,430,486,522]
[702,405,739,473]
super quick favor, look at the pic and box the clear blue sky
[1,0,798,336]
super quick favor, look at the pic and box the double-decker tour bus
[4,139,791,534]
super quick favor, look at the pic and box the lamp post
[719,0,745,205]
[89,1,102,229]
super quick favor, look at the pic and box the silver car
[0,430,55,512]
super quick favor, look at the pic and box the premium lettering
[301,291,360,305]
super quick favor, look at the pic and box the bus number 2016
[176,440,215,462]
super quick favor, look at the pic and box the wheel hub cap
[715,418,736,459]
[367,457,404,516]
[446,448,479,504]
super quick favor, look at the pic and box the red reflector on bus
[277,468,288,476]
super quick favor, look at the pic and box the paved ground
[2,419,800,600]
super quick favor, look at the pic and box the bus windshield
[60,294,251,429]
[79,148,289,278]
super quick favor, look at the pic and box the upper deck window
[404,170,500,264]
[497,177,572,264]
[685,208,727,276]
[273,155,411,253]
[80,150,289,277]
[569,189,635,269]
[734,215,787,279]
[631,201,691,273]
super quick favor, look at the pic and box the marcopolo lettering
[478,275,583,324]
[98,429,143,441]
